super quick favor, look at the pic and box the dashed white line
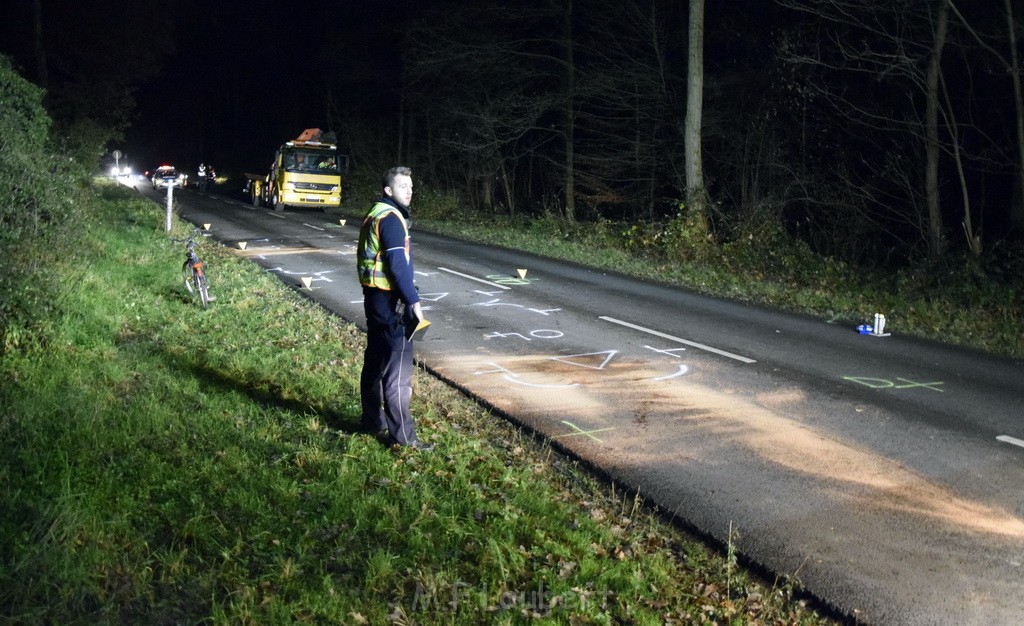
[599,316,756,364]
[437,267,511,290]
[266,212,286,219]
[302,223,325,231]
[997,435,1024,449]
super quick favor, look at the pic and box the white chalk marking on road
[551,350,617,370]
[651,364,690,380]
[600,316,756,364]
[997,435,1024,449]
[474,361,579,388]
[644,345,687,358]
[417,292,449,302]
[302,223,325,231]
[438,267,511,290]
[474,299,522,308]
[502,374,579,389]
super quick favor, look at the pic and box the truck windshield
[284,149,339,173]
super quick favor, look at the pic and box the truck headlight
[283,182,295,191]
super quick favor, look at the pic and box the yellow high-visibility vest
[357,202,410,291]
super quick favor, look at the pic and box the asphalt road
[135,180,1024,625]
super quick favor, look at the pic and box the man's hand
[411,301,424,322]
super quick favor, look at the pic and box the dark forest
[3,0,1023,270]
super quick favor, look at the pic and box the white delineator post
[165,183,174,232]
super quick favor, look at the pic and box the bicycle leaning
[173,227,211,309]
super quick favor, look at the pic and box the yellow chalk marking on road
[554,420,615,442]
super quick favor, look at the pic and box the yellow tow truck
[245,128,347,211]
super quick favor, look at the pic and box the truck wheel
[272,191,284,212]
[251,187,260,206]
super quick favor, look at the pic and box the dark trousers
[360,319,417,445]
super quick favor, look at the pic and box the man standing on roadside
[357,166,433,451]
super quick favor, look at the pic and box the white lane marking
[302,223,325,231]
[997,435,1024,449]
[600,316,756,364]
[437,267,511,290]
[266,212,286,219]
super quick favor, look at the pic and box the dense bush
[0,55,90,353]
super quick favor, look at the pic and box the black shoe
[407,440,434,452]
[357,421,387,437]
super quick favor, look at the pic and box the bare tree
[924,0,951,260]
[571,0,686,219]
[562,0,577,221]
[776,0,960,262]
[405,0,578,216]
[947,0,1024,233]
[685,0,709,235]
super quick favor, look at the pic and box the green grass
[0,185,834,624]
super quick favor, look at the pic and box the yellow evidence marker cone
[203,223,211,230]
[517,269,528,279]
[339,219,347,226]
[300,277,313,289]
[237,242,247,250]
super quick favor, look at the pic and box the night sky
[0,0,410,176]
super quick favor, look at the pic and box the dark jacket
[362,196,419,328]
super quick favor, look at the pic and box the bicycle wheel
[183,262,195,294]
[195,271,210,309]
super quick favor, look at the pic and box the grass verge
[0,185,835,623]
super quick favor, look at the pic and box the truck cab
[248,129,347,211]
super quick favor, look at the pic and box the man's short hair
[383,166,412,192]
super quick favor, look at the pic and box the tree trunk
[924,0,949,263]
[1005,0,1024,232]
[563,0,577,222]
[499,160,515,216]
[685,0,708,232]
[482,173,493,212]
[940,70,981,255]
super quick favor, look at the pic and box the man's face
[386,174,413,207]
